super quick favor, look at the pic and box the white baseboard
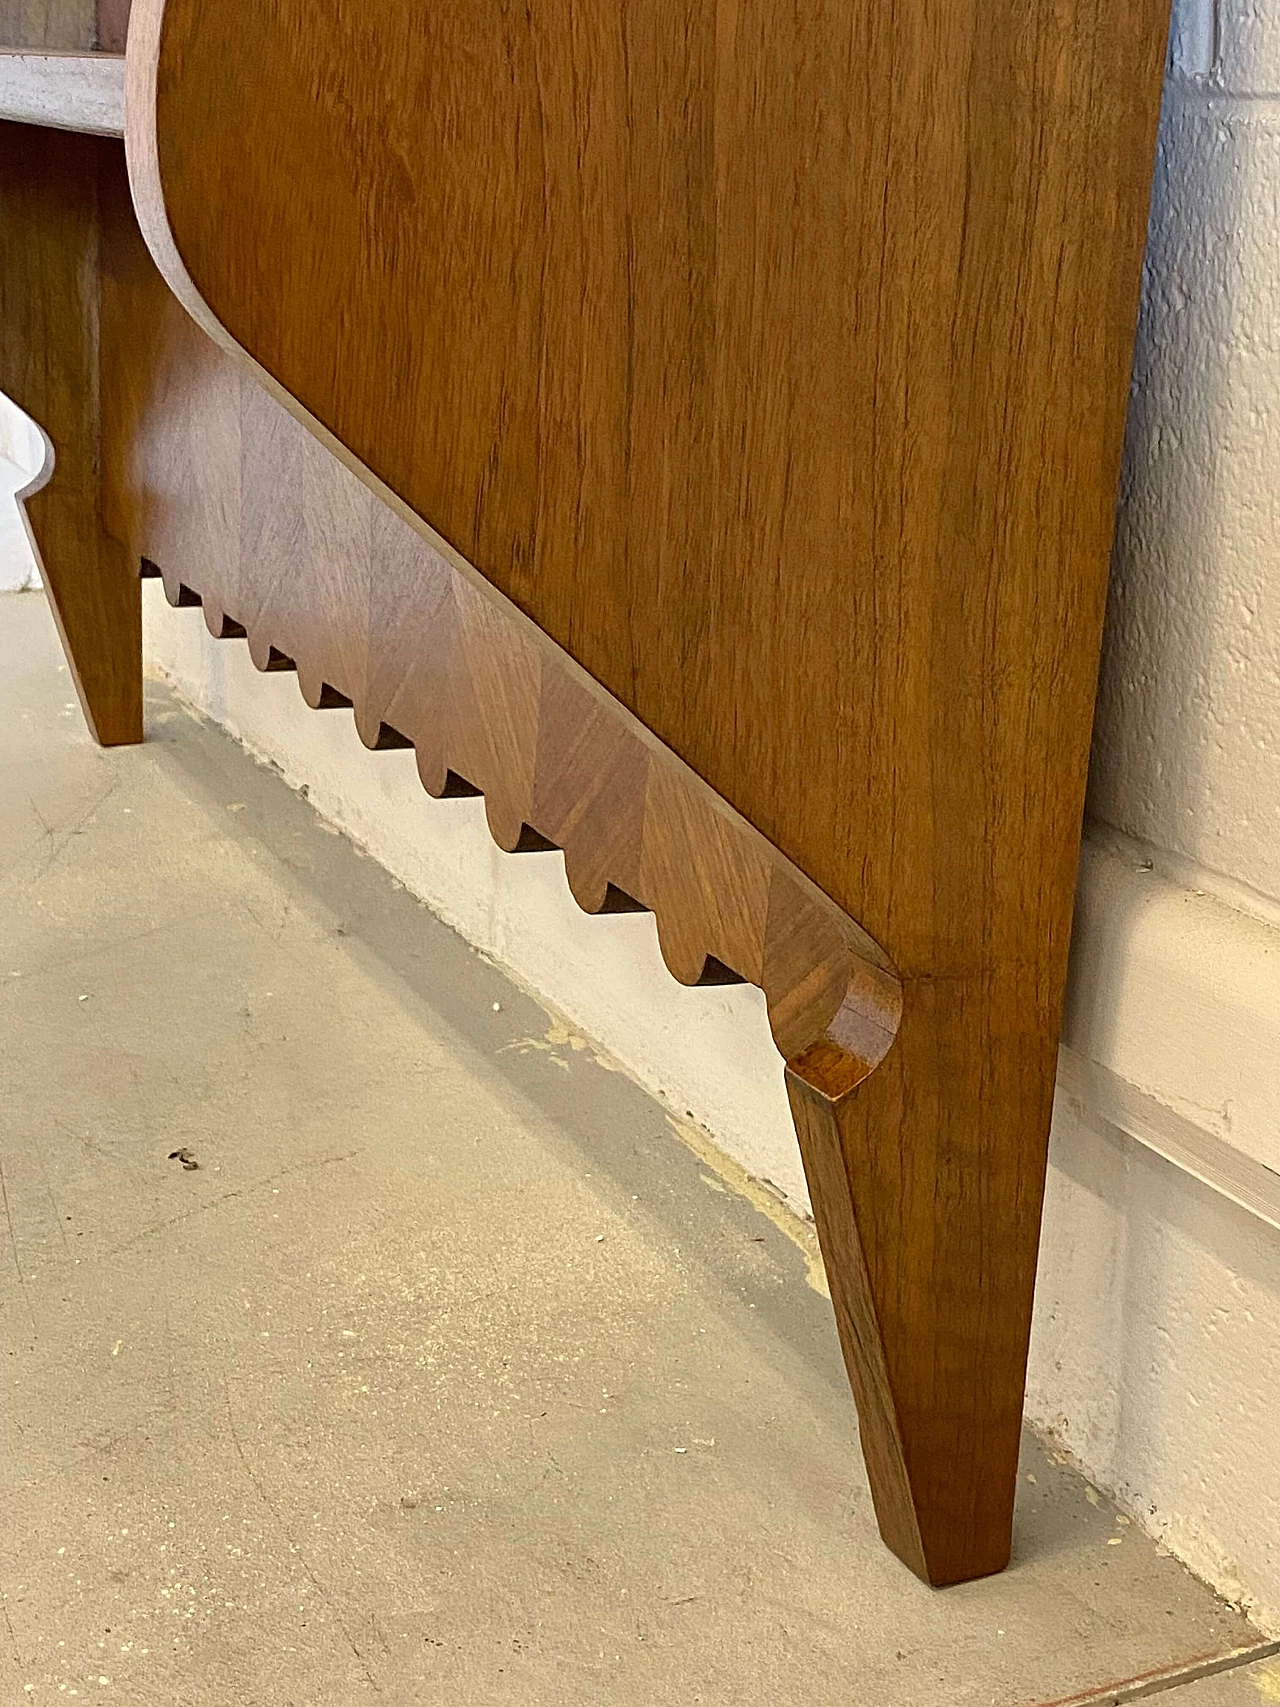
[1064,831,1280,1216]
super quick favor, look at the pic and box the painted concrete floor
[0,588,1275,1706]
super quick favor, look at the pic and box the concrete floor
[0,588,1275,1706]
[1174,1657,1280,1703]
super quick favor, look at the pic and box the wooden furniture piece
[0,0,1172,1585]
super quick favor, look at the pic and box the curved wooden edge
[122,0,903,1096]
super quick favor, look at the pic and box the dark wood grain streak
[121,0,1169,1582]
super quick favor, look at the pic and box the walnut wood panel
[119,0,1170,1584]
[98,185,900,1081]
[0,124,139,743]
[134,0,1169,948]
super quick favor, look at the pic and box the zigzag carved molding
[143,543,901,1097]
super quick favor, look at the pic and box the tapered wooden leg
[788,974,1056,1586]
[0,124,141,747]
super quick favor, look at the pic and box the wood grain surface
[98,190,901,1081]
[135,0,1169,944]
[117,0,1168,1583]
[0,125,139,743]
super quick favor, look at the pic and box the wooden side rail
[0,0,1171,1585]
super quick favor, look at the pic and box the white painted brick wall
[1041,0,1280,1620]
[1093,0,1280,904]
